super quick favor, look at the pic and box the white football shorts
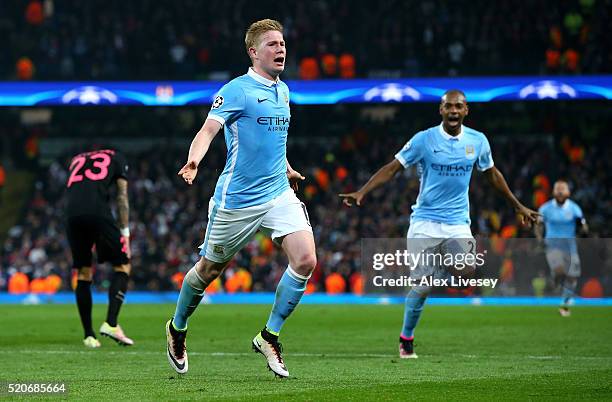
[199,189,312,263]
[406,220,475,290]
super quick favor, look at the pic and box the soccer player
[65,148,134,348]
[535,180,587,317]
[165,19,316,378]
[340,90,539,358]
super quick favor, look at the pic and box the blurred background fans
[0,0,610,297]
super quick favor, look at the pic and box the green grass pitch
[1,304,611,400]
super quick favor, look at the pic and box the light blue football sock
[173,267,206,330]
[561,277,577,307]
[401,288,428,339]
[265,266,309,335]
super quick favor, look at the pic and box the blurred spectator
[564,48,580,72]
[16,57,35,80]
[0,163,5,205]
[8,271,29,294]
[25,1,44,25]
[299,57,319,80]
[1,103,610,295]
[339,54,356,79]
[321,54,338,77]
[4,1,609,80]
[325,272,346,294]
[580,278,603,298]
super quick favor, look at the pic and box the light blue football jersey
[395,124,494,225]
[539,199,583,239]
[207,68,291,209]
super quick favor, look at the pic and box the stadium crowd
[3,0,611,80]
[1,105,610,295]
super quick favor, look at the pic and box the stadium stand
[1,0,610,80]
[1,103,610,295]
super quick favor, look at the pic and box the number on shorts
[467,240,475,254]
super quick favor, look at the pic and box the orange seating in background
[299,57,320,80]
[8,272,30,294]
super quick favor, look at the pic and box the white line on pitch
[0,349,609,361]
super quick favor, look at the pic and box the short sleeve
[207,82,246,126]
[538,203,547,218]
[395,132,425,167]
[573,202,584,219]
[476,136,494,171]
[114,151,129,180]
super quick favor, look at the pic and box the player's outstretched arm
[534,219,544,241]
[483,166,540,227]
[178,119,222,185]
[116,177,130,257]
[339,159,404,207]
[579,218,589,235]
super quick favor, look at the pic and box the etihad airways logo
[257,116,290,132]
[431,163,473,176]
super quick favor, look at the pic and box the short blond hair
[245,19,283,54]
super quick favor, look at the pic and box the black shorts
[66,215,129,268]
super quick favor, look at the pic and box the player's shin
[76,279,95,338]
[106,270,129,327]
[265,265,309,336]
[561,277,577,307]
[172,267,207,330]
[401,288,428,339]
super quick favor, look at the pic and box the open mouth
[274,56,285,64]
[448,116,460,123]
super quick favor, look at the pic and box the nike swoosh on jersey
[257,98,268,103]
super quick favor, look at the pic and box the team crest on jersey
[284,92,289,105]
[465,145,475,157]
[213,244,225,255]
[212,95,224,109]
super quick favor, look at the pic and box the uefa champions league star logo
[61,86,119,104]
[364,83,421,102]
[519,80,577,99]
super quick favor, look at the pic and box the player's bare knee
[292,253,316,277]
[195,257,226,283]
[114,264,131,275]
[77,267,93,281]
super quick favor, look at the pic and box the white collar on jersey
[247,67,279,86]
[438,123,464,141]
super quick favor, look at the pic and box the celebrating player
[340,90,539,358]
[535,180,587,316]
[65,148,134,348]
[165,19,316,378]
